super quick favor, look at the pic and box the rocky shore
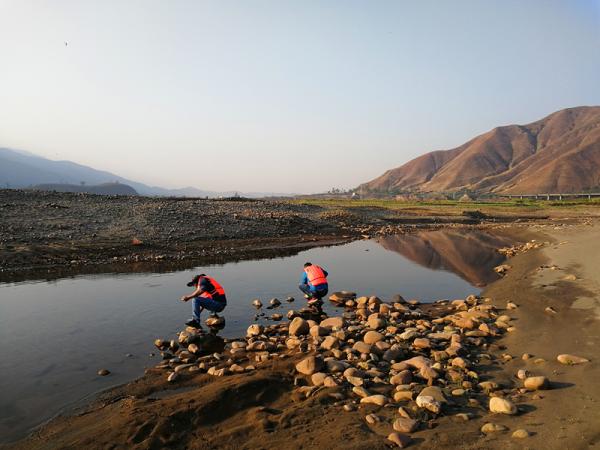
[10,224,599,450]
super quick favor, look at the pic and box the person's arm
[300,272,308,285]
[181,286,202,302]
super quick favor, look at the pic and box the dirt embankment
[8,223,599,450]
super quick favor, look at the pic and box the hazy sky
[1,1,599,193]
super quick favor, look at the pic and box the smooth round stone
[97,369,110,376]
[489,397,517,415]
[524,376,548,390]
[481,423,508,434]
[512,429,530,439]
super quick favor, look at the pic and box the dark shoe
[185,318,201,328]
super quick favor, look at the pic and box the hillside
[359,106,600,195]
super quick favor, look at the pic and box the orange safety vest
[198,276,226,301]
[304,265,327,286]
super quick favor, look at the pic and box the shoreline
[4,222,599,449]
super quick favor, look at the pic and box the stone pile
[148,292,588,448]
[497,240,544,257]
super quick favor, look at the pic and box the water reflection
[375,230,512,287]
[0,229,511,443]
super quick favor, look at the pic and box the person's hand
[181,295,188,302]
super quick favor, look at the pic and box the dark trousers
[299,284,328,300]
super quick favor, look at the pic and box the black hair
[304,262,312,267]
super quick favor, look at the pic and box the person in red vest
[299,262,329,308]
[181,274,227,328]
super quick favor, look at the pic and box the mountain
[0,148,268,197]
[359,106,600,195]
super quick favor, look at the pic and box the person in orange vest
[181,274,227,328]
[299,262,329,308]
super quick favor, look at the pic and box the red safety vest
[198,276,226,301]
[304,265,327,286]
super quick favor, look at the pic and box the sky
[1,1,599,194]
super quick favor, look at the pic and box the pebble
[387,432,412,448]
[512,429,530,438]
[252,299,262,308]
[481,423,508,434]
[247,324,263,337]
[365,413,379,425]
[393,417,419,433]
[489,397,517,415]
[289,317,309,336]
[415,395,441,414]
[363,330,384,344]
[524,376,548,390]
[167,372,178,382]
[557,354,590,365]
[360,395,388,406]
[296,355,323,375]
[97,369,110,376]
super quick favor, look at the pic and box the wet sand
[5,222,600,450]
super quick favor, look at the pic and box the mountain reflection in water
[375,230,512,287]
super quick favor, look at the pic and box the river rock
[352,386,370,398]
[524,376,548,390]
[311,372,327,386]
[323,376,338,387]
[413,338,431,349]
[326,359,347,373]
[252,299,262,308]
[167,372,178,382]
[363,330,384,344]
[270,298,281,307]
[321,336,339,350]
[489,397,517,415]
[97,369,110,376]
[512,429,530,438]
[394,390,414,402]
[270,313,283,321]
[418,386,446,403]
[387,432,411,448]
[205,315,225,328]
[320,317,344,329]
[309,325,328,337]
[360,395,388,406]
[346,376,364,387]
[393,417,419,433]
[415,395,441,413]
[154,339,168,350]
[247,324,264,337]
[481,423,507,434]
[296,355,323,375]
[289,317,309,336]
[390,370,412,385]
[367,313,386,329]
[557,354,590,365]
[353,341,373,354]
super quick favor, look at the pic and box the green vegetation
[289,197,600,213]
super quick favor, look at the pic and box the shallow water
[0,229,509,442]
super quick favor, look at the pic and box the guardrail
[497,193,600,200]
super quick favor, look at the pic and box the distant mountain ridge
[359,106,600,195]
[0,148,283,198]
